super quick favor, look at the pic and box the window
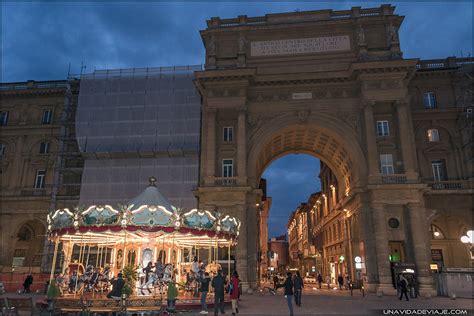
[0,111,9,126]
[41,109,53,124]
[427,129,440,142]
[222,159,234,177]
[376,120,390,136]
[34,169,46,189]
[0,143,5,156]
[223,126,233,142]
[423,92,437,109]
[380,154,394,175]
[39,142,50,154]
[431,160,446,181]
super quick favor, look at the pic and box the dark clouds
[2,1,472,81]
[2,1,472,237]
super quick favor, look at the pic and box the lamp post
[460,230,473,257]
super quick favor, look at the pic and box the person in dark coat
[398,275,409,301]
[107,273,125,299]
[23,273,33,293]
[293,271,304,307]
[317,274,323,289]
[277,272,294,316]
[273,275,279,290]
[199,272,211,314]
[211,270,226,316]
[337,275,344,290]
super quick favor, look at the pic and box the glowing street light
[460,230,473,244]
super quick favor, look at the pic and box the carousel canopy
[47,177,240,247]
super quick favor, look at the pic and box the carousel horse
[139,264,174,295]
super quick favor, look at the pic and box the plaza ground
[3,287,472,315]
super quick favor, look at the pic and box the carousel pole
[96,244,100,267]
[48,236,60,288]
[122,232,127,268]
[86,244,91,267]
[227,243,230,277]
[78,235,84,266]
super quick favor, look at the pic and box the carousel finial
[148,176,157,186]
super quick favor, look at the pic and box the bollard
[376,290,383,297]
[450,293,456,300]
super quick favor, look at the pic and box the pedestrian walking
[325,275,331,289]
[398,275,409,301]
[229,271,240,315]
[337,275,344,290]
[211,269,226,316]
[293,271,303,307]
[23,273,33,293]
[273,275,279,290]
[317,274,323,289]
[199,272,211,314]
[167,276,178,314]
[277,272,294,316]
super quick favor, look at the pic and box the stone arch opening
[248,113,368,197]
[13,220,46,268]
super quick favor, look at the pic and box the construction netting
[75,66,202,208]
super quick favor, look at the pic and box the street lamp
[460,230,473,244]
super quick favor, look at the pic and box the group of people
[273,271,304,316]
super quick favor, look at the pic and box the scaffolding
[73,65,202,208]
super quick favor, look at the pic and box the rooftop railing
[0,80,68,91]
[416,57,474,70]
[207,5,395,28]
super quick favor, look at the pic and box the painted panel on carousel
[81,205,119,226]
[129,205,173,226]
[220,215,241,235]
[182,209,215,229]
[48,208,74,229]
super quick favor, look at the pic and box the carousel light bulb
[73,221,79,226]
[216,225,221,231]
[121,219,127,225]
[433,231,440,237]
[175,221,181,227]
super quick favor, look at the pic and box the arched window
[17,225,33,241]
[431,224,445,239]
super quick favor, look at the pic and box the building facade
[268,235,289,274]
[0,80,83,289]
[0,4,471,296]
[194,5,472,295]
[287,203,315,276]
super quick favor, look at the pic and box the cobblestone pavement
[182,288,473,316]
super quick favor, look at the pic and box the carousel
[46,177,240,312]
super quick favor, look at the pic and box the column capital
[394,98,410,107]
[362,99,376,109]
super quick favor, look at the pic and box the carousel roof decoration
[47,177,240,247]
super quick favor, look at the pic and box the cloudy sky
[2,1,472,237]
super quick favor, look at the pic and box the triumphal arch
[194,5,436,295]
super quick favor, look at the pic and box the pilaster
[204,108,216,184]
[237,108,247,185]
[396,100,419,181]
[363,101,380,183]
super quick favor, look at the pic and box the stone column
[357,200,378,292]
[237,109,247,185]
[372,203,396,294]
[396,100,419,180]
[204,108,216,184]
[363,101,380,183]
[235,204,249,290]
[407,203,436,296]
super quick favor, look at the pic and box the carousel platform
[54,293,231,313]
